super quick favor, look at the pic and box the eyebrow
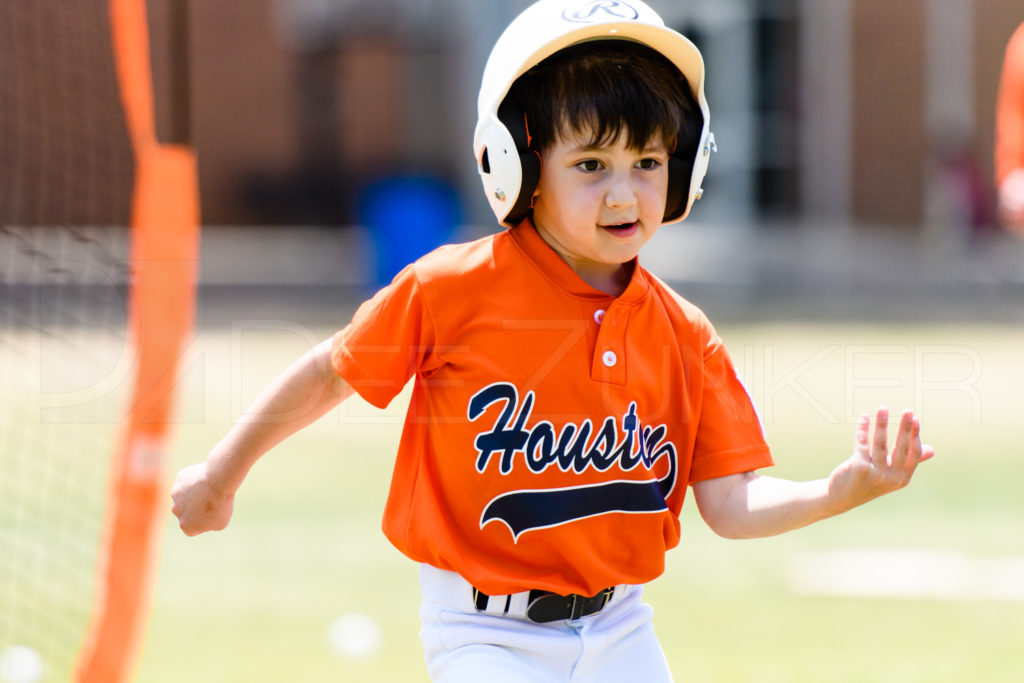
[568,142,668,154]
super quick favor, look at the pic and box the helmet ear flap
[663,156,690,223]
[497,94,541,226]
[663,104,705,223]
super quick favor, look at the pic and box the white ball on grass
[0,646,44,683]
[327,612,382,659]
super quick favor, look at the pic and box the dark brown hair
[508,39,702,155]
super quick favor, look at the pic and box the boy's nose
[603,174,637,208]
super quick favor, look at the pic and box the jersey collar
[508,219,650,303]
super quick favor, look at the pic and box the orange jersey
[331,220,773,596]
[996,22,1024,186]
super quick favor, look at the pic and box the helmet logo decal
[561,1,640,24]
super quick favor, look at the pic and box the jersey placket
[590,303,628,385]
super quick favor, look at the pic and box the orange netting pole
[74,0,199,680]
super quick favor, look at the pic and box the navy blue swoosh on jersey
[480,448,677,541]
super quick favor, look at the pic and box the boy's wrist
[821,465,853,518]
[825,460,876,517]
[203,444,248,498]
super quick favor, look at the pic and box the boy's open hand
[828,407,935,511]
[170,462,236,536]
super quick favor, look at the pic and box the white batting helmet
[474,0,714,228]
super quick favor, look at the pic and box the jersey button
[593,309,605,325]
[601,350,617,367]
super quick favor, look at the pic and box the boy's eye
[576,159,603,172]
[637,158,661,170]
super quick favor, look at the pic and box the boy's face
[531,127,669,292]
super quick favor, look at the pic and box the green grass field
[45,319,1024,681]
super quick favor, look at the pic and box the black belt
[473,586,616,623]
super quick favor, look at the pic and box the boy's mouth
[601,221,639,237]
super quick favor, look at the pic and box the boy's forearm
[733,473,843,536]
[696,409,931,540]
[205,339,352,494]
[699,473,844,540]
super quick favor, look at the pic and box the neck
[574,260,634,297]
[529,220,636,297]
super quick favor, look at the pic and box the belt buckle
[569,593,583,620]
[524,587,614,623]
[525,591,565,623]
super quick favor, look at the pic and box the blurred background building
[5,0,1024,298]
[139,0,1023,230]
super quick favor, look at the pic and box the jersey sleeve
[331,264,439,409]
[688,336,774,483]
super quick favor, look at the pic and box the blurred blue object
[359,174,461,287]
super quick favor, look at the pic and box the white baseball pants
[418,564,673,682]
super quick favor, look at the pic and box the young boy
[172,1,934,680]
